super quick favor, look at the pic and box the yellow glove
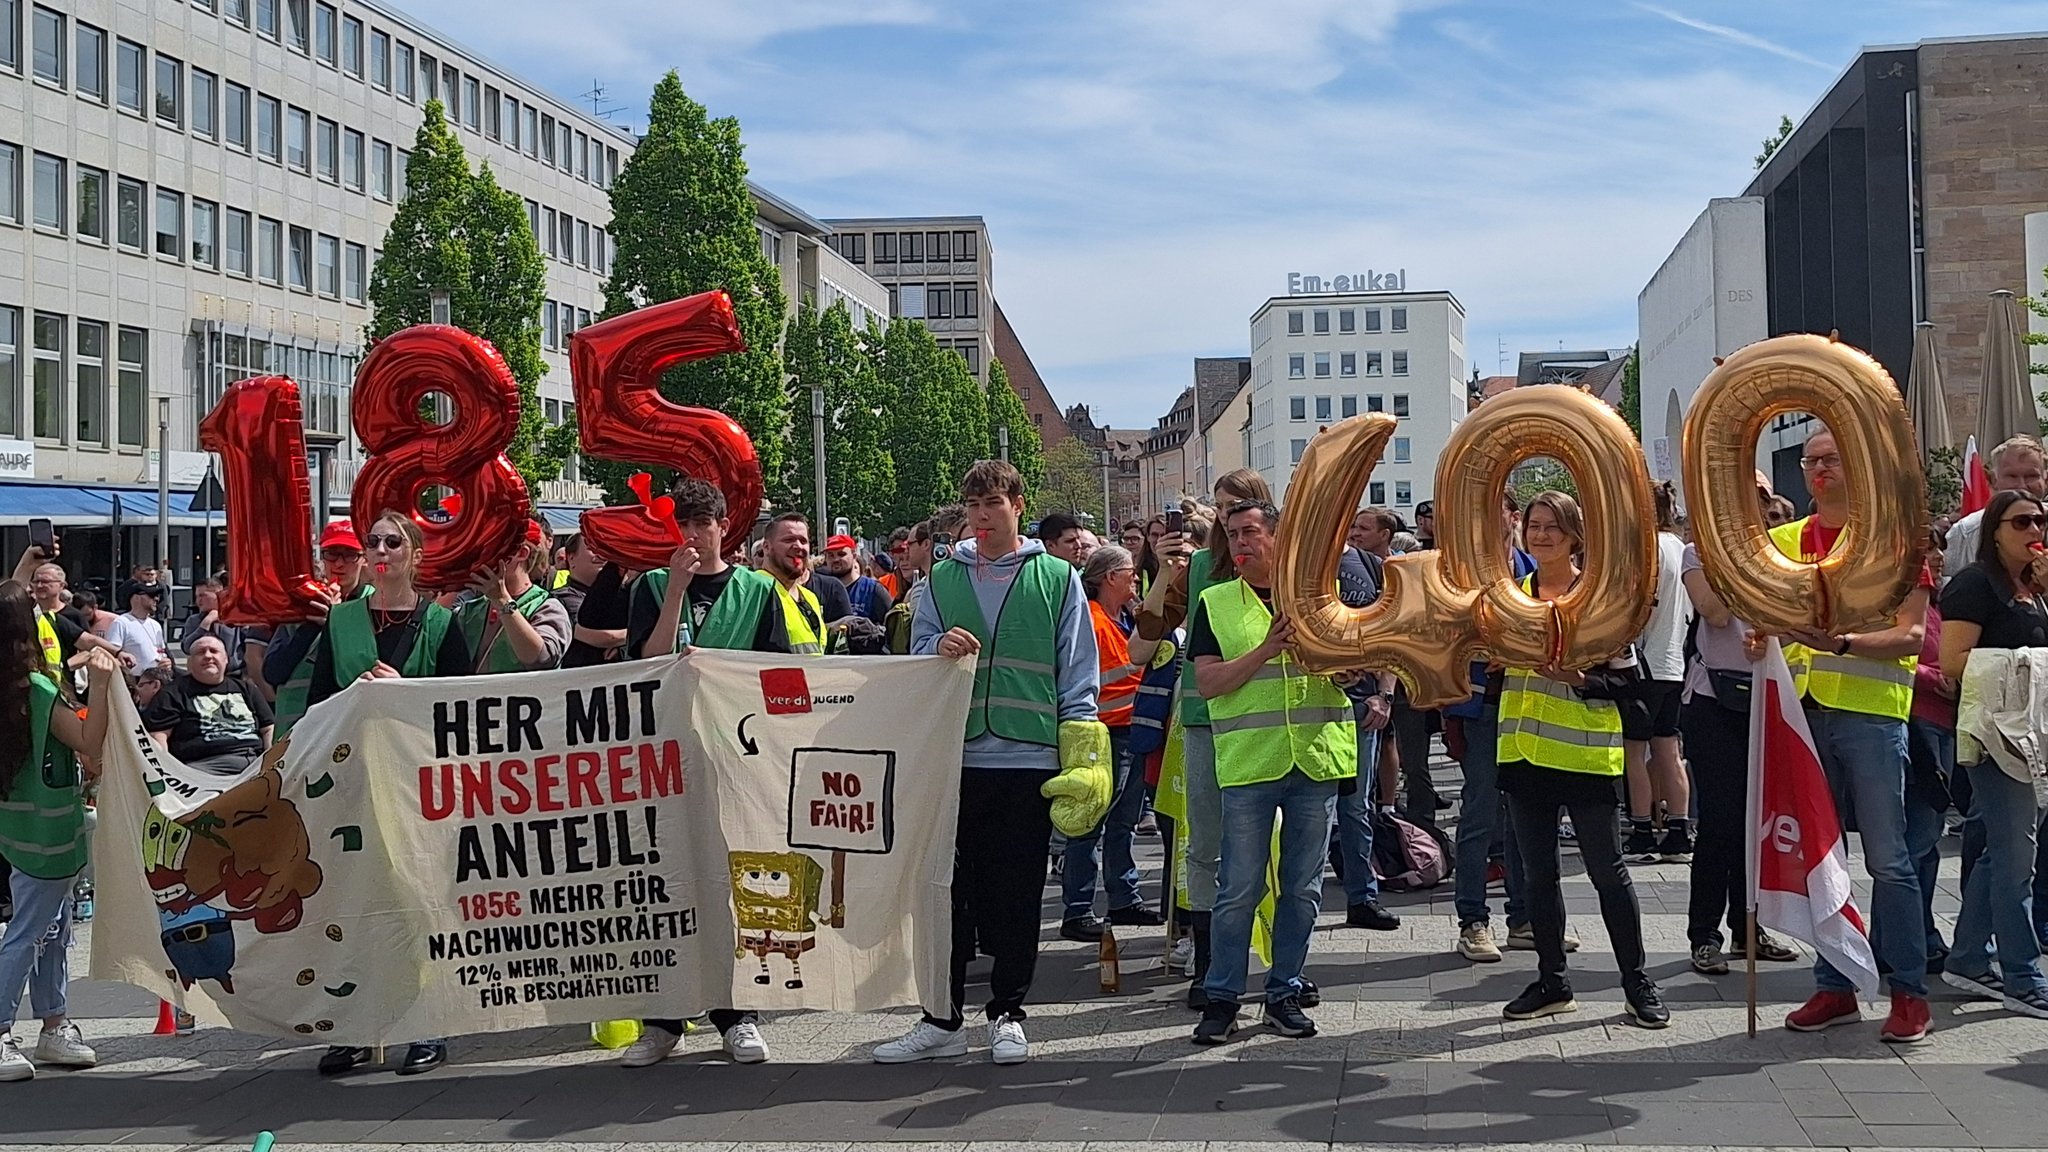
[1044,719,1114,837]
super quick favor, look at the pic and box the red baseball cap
[825,534,859,552]
[317,519,363,552]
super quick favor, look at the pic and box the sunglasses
[364,533,409,550]
[2004,514,2048,531]
[320,548,363,562]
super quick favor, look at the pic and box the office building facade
[821,214,992,380]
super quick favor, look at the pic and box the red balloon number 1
[570,291,762,570]
[196,376,328,625]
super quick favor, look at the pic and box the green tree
[785,299,895,536]
[2024,267,2048,379]
[1619,344,1642,438]
[599,72,788,497]
[874,317,957,529]
[1509,457,1578,511]
[1755,114,1794,170]
[984,357,1045,503]
[367,100,568,492]
[1924,445,1962,517]
[1035,436,1106,525]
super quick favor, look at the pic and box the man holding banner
[876,459,1103,1066]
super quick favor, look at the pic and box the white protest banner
[90,651,969,1045]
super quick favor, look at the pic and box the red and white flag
[1961,434,1993,517]
[1747,637,1880,994]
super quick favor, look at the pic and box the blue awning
[0,482,216,527]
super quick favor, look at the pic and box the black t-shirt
[626,566,791,657]
[306,605,474,705]
[558,567,629,668]
[1939,561,2048,651]
[142,675,275,762]
[806,570,854,624]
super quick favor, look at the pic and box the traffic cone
[153,999,179,1035]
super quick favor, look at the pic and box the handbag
[1707,668,1753,715]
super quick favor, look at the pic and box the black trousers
[1392,693,1440,826]
[1503,764,1648,989]
[1682,698,1750,949]
[925,767,1057,1029]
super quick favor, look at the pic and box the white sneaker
[618,1024,681,1067]
[872,1020,969,1064]
[989,1013,1028,1064]
[1169,936,1195,974]
[33,1022,96,1068]
[0,1033,34,1082]
[1457,923,1503,963]
[722,1020,771,1064]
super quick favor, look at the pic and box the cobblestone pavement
[9,755,2048,1150]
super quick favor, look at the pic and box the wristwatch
[1376,690,1394,702]
[1833,636,1852,656]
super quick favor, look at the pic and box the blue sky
[403,0,2046,429]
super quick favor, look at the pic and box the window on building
[224,81,249,149]
[502,94,518,149]
[191,198,217,267]
[116,326,144,446]
[31,312,61,440]
[1338,309,1355,335]
[316,117,338,181]
[224,207,249,276]
[1366,351,1383,377]
[540,207,556,258]
[606,147,619,188]
[153,187,181,259]
[577,220,590,268]
[1340,352,1356,378]
[523,198,537,243]
[190,67,217,138]
[463,76,479,130]
[1392,351,1409,376]
[115,38,143,112]
[115,176,143,250]
[873,231,896,263]
[153,53,180,126]
[256,0,278,39]
[1392,436,1411,463]
[1369,481,1385,505]
[1313,351,1330,378]
[31,152,62,231]
[1289,396,1306,421]
[595,227,608,274]
[257,95,280,161]
[484,85,499,139]
[287,225,311,290]
[955,229,978,260]
[542,301,557,351]
[576,130,589,179]
[1391,307,1408,332]
[1313,310,1330,335]
[1288,353,1305,379]
[394,41,412,100]
[75,20,102,100]
[0,308,16,440]
[74,319,104,446]
[371,139,391,199]
[315,233,338,296]
[557,121,571,171]
[257,216,281,283]
[927,284,952,320]
[1314,395,1333,421]
[74,165,103,240]
[523,106,538,157]
[344,241,364,302]
[899,284,926,319]
[1341,395,1358,418]
[1367,394,1383,412]
[901,231,923,261]
[1392,393,1410,417]
[312,2,334,63]
[928,230,950,261]
[395,148,409,197]
[1395,480,1412,506]
[30,4,60,86]
[341,15,361,76]
[538,113,555,164]
[369,28,388,88]
[961,342,981,374]
[285,0,308,53]
[1291,438,1308,465]
[225,0,248,24]
[957,285,978,318]
[286,105,309,171]
[1286,310,1303,335]
[1364,309,1381,333]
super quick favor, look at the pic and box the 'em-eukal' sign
[1287,271,1408,295]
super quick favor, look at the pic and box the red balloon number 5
[570,290,763,570]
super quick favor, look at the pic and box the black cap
[1414,500,1434,517]
[120,580,167,603]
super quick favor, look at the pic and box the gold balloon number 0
[1277,387,1656,708]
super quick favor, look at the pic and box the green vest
[932,551,1069,748]
[1178,549,1221,726]
[327,597,456,684]
[1198,579,1356,787]
[641,565,779,652]
[1496,575,1624,776]
[1768,518,1916,722]
[274,584,373,739]
[454,583,555,673]
[0,673,88,879]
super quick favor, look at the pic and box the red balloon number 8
[349,326,532,591]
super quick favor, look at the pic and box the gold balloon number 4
[1277,387,1656,708]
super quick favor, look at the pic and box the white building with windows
[1247,286,1466,513]
[818,215,991,379]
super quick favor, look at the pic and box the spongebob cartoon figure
[728,850,826,989]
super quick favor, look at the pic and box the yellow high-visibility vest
[1496,575,1624,776]
[1769,518,1915,722]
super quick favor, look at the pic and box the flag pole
[1746,906,1759,1037]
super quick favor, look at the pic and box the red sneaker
[1880,990,1931,1044]
[1784,989,1861,1032]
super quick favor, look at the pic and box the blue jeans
[1334,728,1381,906]
[1204,770,1337,1005]
[1454,711,1526,928]
[0,868,77,1029]
[1807,706,1927,998]
[1950,761,2048,996]
[1903,718,1952,963]
[1063,727,1142,918]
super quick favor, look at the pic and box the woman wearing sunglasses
[1938,488,2048,1018]
[303,510,473,1077]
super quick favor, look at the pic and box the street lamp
[156,396,171,579]
[1098,448,1113,531]
[999,424,1010,462]
[810,384,828,534]
[430,289,452,327]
